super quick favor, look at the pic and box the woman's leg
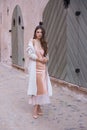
[33,105,38,119]
[37,105,43,115]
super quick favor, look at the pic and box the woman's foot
[37,105,43,115]
[33,105,38,119]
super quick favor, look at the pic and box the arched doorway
[43,0,87,88]
[11,5,24,69]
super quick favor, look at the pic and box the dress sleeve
[26,40,37,61]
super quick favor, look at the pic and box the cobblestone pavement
[0,63,87,130]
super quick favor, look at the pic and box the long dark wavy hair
[33,24,48,57]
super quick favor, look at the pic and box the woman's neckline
[34,39,43,50]
[35,38,40,43]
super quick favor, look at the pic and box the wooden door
[78,0,87,87]
[43,0,67,80]
[11,5,24,69]
[43,0,87,88]
[67,0,87,88]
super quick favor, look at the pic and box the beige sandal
[33,105,38,119]
[37,105,43,115]
[33,114,38,119]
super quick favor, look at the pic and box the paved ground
[0,63,87,130]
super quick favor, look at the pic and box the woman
[26,23,52,119]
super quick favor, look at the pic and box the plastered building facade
[0,0,49,71]
[0,0,87,88]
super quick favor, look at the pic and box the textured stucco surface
[0,0,49,69]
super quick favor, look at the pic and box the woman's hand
[36,57,47,64]
[42,57,48,63]
[36,58,43,63]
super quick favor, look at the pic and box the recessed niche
[13,19,15,26]
[18,16,21,25]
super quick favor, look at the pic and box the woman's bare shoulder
[29,38,35,45]
[33,39,36,42]
[29,38,36,47]
[32,39,36,46]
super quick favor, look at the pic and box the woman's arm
[42,53,49,64]
[26,39,40,61]
[26,47,44,63]
[26,46,37,61]
[26,41,44,62]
